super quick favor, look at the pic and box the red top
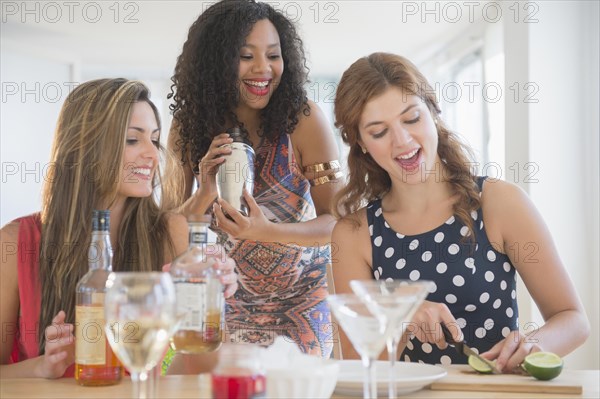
[9,213,74,377]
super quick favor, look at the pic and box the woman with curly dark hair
[331,52,589,370]
[163,0,341,359]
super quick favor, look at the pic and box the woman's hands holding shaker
[195,133,233,200]
[213,189,274,242]
[209,127,272,241]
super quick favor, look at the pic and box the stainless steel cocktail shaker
[216,127,255,217]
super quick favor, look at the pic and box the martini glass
[327,294,388,399]
[350,279,433,399]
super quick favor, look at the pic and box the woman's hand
[212,255,239,299]
[213,189,274,242]
[195,133,233,197]
[480,330,542,373]
[162,255,238,299]
[35,310,74,379]
[405,301,463,350]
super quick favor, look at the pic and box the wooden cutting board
[430,365,582,394]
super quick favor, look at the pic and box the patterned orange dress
[219,133,333,358]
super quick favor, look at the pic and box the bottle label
[190,231,207,245]
[75,305,106,365]
[175,282,207,331]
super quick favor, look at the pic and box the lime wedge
[468,355,495,374]
[523,352,563,381]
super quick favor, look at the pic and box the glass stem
[147,367,158,398]
[361,355,377,399]
[131,371,149,399]
[387,336,399,399]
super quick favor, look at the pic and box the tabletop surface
[1,366,599,398]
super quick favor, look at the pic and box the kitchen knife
[441,323,502,374]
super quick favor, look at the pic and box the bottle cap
[91,210,99,231]
[226,126,251,145]
[226,126,242,135]
[92,210,110,231]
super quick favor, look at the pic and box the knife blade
[441,323,501,374]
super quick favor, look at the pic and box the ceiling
[1,1,480,79]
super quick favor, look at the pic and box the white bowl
[266,359,340,399]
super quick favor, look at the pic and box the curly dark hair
[169,0,310,173]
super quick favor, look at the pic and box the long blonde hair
[333,53,481,230]
[38,79,176,352]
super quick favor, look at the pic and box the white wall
[583,0,600,372]
[497,1,600,369]
[502,0,535,348]
[526,1,599,369]
[0,43,76,225]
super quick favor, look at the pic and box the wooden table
[1,368,598,398]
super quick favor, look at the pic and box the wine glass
[104,272,177,399]
[350,279,433,399]
[145,364,159,399]
[327,294,388,399]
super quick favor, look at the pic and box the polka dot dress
[366,177,518,365]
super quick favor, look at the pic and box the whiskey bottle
[170,215,225,354]
[75,210,123,386]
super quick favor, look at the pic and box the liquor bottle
[170,215,225,354]
[75,210,123,386]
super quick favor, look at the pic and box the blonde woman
[0,79,237,378]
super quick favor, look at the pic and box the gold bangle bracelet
[309,171,343,186]
[303,160,341,173]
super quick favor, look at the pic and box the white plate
[335,360,447,396]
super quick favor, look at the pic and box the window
[306,78,348,169]
[439,51,489,169]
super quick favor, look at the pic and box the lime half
[523,352,563,381]
[468,355,495,374]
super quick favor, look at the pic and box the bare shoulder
[1,220,21,267]
[293,101,334,142]
[291,100,337,166]
[332,208,369,242]
[0,220,20,243]
[0,220,20,286]
[481,178,541,248]
[331,208,373,292]
[481,178,531,214]
[297,99,329,127]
